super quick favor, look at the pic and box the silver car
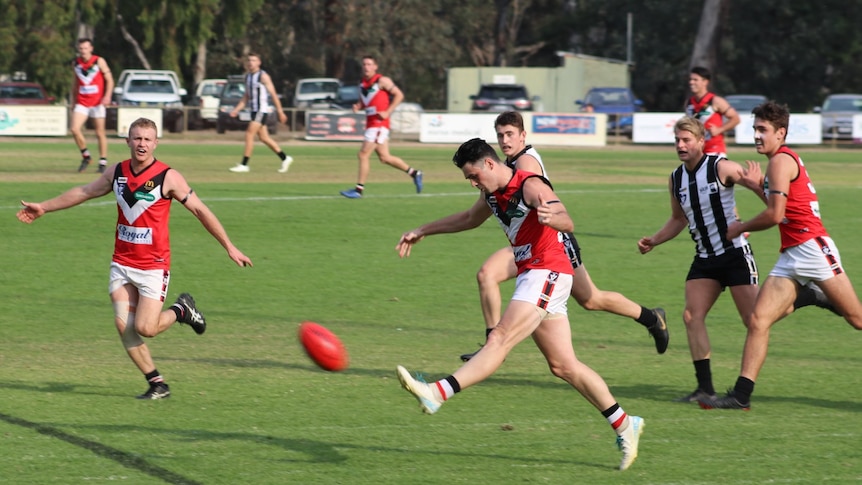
[815,94,862,140]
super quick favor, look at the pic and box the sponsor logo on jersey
[117,224,153,245]
[513,244,533,262]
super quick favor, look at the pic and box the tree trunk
[689,0,724,71]
[193,42,207,87]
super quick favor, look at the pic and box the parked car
[0,81,56,105]
[470,84,536,112]
[575,87,643,135]
[328,85,361,110]
[815,93,862,140]
[188,78,226,129]
[725,94,768,137]
[216,75,278,134]
[293,77,340,108]
[110,69,188,133]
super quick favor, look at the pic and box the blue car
[576,87,643,135]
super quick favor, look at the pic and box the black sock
[81,148,91,161]
[693,359,715,395]
[635,306,658,328]
[277,151,286,161]
[485,328,494,339]
[355,184,364,193]
[98,158,107,166]
[733,376,755,403]
[407,167,417,177]
[445,375,461,394]
[145,369,164,385]
[170,304,184,321]
[242,156,250,166]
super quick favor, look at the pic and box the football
[298,321,349,372]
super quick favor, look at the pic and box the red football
[298,321,349,372]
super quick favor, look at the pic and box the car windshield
[222,83,245,99]
[300,81,339,94]
[0,86,45,99]
[479,86,527,99]
[823,97,862,112]
[201,83,224,97]
[586,90,632,106]
[128,79,175,94]
[337,86,360,100]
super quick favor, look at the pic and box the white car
[190,78,226,128]
[815,93,862,140]
[112,69,188,132]
[293,78,340,108]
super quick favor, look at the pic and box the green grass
[1,137,861,484]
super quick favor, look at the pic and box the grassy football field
[1,136,861,484]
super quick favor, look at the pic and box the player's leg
[674,277,729,401]
[69,107,92,171]
[375,129,423,193]
[340,136,376,198]
[817,274,862,329]
[229,120,260,172]
[460,247,518,361]
[532,314,644,471]
[91,106,109,173]
[571,264,668,353]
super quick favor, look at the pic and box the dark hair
[495,111,525,132]
[77,38,93,45]
[452,138,500,168]
[690,66,711,80]
[362,55,377,63]
[752,100,790,133]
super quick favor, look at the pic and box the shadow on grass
[0,411,204,485]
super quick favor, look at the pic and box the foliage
[3,0,862,110]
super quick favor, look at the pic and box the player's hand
[228,247,253,267]
[637,236,655,254]
[278,111,287,125]
[726,221,744,240]
[740,160,763,190]
[536,193,553,225]
[396,230,424,258]
[16,201,44,224]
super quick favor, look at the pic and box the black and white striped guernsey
[244,70,272,114]
[671,154,749,258]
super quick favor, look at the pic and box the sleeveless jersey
[359,74,390,129]
[245,70,272,113]
[686,92,726,154]
[672,154,748,258]
[506,145,548,178]
[73,55,106,107]
[766,146,829,250]
[484,170,573,275]
[112,159,173,270]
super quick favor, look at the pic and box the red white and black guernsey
[484,170,573,276]
[112,159,173,271]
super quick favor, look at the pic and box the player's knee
[114,301,145,349]
[476,265,502,288]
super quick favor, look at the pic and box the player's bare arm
[380,77,403,118]
[99,57,114,105]
[262,72,287,124]
[727,153,796,239]
[397,198,491,258]
[164,169,253,267]
[523,177,573,232]
[17,170,113,223]
[713,96,740,135]
[639,177,688,254]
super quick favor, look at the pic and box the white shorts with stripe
[769,236,844,285]
[108,262,170,302]
[73,104,106,118]
[510,269,573,316]
[364,126,390,143]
